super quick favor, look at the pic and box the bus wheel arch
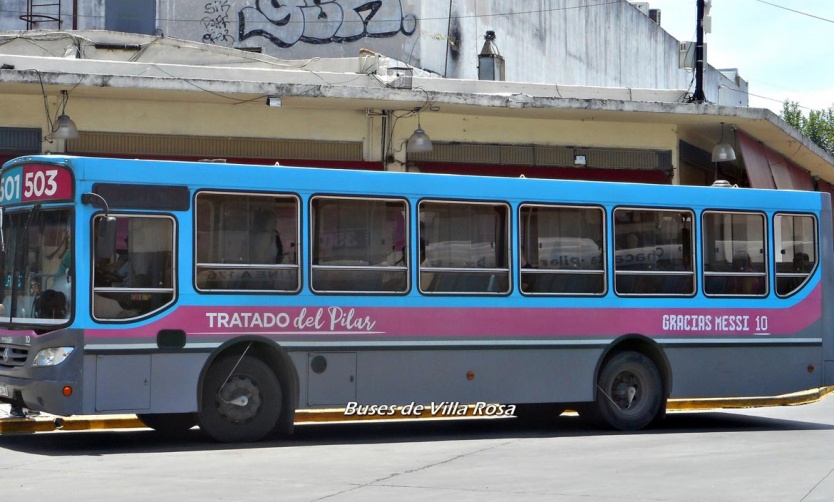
[581,335,671,430]
[197,337,298,442]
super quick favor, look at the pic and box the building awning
[737,130,814,190]
[765,148,815,191]
[737,131,775,189]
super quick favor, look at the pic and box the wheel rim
[215,375,263,424]
[608,369,646,416]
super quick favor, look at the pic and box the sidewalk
[2,386,832,435]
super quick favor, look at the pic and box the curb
[2,386,832,435]
[666,385,834,411]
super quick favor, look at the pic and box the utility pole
[691,0,707,103]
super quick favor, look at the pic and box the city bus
[0,154,832,442]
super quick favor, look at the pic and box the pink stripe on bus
[86,285,821,340]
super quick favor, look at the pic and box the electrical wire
[754,0,834,24]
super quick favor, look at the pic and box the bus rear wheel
[198,354,283,443]
[585,351,664,431]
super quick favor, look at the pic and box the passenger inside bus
[32,289,67,319]
[793,252,811,273]
[53,231,71,276]
[93,251,139,319]
[731,251,762,295]
[32,230,71,320]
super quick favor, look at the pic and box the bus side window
[419,200,510,295]
[775,214,817,297]
[93,215,176,320]
[195,192,300,293]
[702,211,767,297]
[518,204,605,296]
[310,197,408,294]
[613,208,694,297]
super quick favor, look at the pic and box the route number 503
[23,169,59,198]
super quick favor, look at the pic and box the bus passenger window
[310,197,408,294]
[518,204,605,295]
[195,192,300,293]
[613,208,694,296]
[419,200,510,294]
[93,215,176,320]
[775,214,817,297]
[702,211,767,297]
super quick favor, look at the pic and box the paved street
[1,398,834,501]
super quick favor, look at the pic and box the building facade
[3,0,745,105]
[0,1,830,192]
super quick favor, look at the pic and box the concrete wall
[153,0,690,87]
[155,0,423,62]
[0,0,27,31]
[1,0,101,30]
[0,0,743,104]
[444,0,680,88]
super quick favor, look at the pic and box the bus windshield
[0,206,72,325]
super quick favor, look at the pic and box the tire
[587,351,664,431]
[137,413,197,436]
[197,355,283,443]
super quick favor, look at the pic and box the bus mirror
[96,216,117,261]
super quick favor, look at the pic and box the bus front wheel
[585,351,664,431]
[198,354,283,443]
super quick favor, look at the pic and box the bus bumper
[0,329,83,416]
[0,373,81,416]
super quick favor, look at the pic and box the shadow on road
[0,408,831,456]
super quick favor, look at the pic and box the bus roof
[3,154,828,212]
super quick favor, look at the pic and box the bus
[0,154,831,442]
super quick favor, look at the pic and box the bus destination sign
[0,163,73,204]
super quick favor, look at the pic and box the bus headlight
[32,347,74,367]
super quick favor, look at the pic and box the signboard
[0,163,73,204]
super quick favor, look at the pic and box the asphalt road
[1,398,834,501]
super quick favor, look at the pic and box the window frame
[418,198,511,295]
[701,210,768,298]
[518,203,607,296]
[193,190,301,294]
[309,194,410,295]
[774,212,818,298]
[613,206,696,297]
[92,212,177,322]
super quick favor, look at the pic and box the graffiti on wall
[238,0,417,48]
[203,0,236,44]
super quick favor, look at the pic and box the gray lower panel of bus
[664,344,824,399]
[82,352,208,414]
[294,344,825,408]
[293,348,602,408]
[78,347,601,414]
[71,343,825,415]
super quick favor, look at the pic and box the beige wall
[416,114,677,150]
[1,89,683,180]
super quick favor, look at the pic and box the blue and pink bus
[0,155,832,442]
